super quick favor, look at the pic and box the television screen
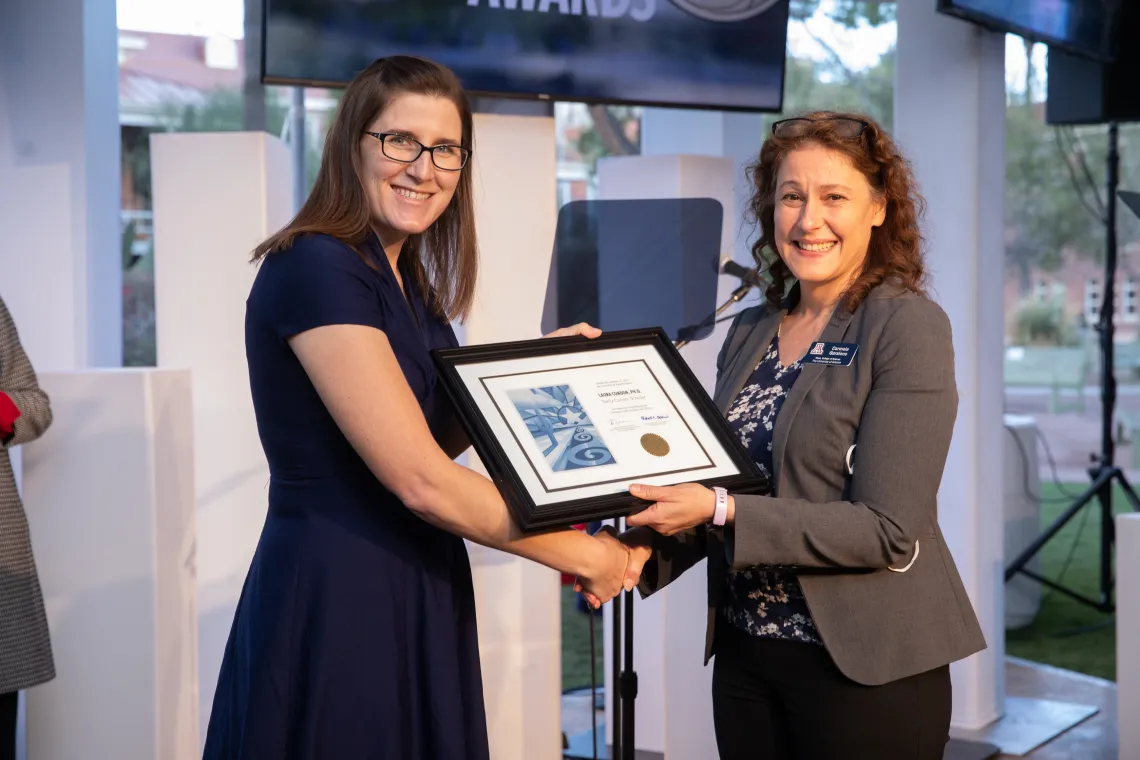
[937,0,1121,62]
[262,0,790,113]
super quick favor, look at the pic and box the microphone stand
[606,274,757,760]
[675,278,757,349]
[609,515,635,760]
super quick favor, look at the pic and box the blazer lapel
[770,307,856,489]
[715,308,785,415]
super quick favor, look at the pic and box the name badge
[803,341,858,366]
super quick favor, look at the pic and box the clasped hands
[541,322,728,609]
[574,482,728,609]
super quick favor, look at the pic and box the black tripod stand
[1005,122,1140,616]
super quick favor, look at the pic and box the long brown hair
[253,55,478,322]
[745,110,927,312]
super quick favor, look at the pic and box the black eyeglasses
[771,117,870,139]
[364,132,471,171]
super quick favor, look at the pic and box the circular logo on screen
[669,0,784,22]
[640,433,671,457]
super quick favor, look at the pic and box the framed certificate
[432,328,769,532]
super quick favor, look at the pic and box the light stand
[1005,122,1140,617]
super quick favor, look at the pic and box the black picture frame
[431,327,769,533]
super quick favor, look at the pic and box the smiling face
[773,142,886,294]
[359,92,464,252]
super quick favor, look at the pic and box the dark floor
[561,657,1117,759]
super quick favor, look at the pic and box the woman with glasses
[202,55,631,760]
[596,111,987,759]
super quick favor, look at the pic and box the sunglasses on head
[771,117,870,139]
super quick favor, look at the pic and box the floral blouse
[721,333,823,646]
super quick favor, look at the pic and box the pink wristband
[711,486,728,527]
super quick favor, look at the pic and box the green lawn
[560,481,1127,692]
[561,585,604,693]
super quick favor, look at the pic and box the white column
[595,109,764,758]
[21,369,198,760]
[896,1,1007,731]
[639,109,766,388]
[1116,513,1140,758]
[0,0,122,370]
[642,109,766,264]
[150,132,293,743]
[463,113,562,760]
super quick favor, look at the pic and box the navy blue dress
[202,234,489,760]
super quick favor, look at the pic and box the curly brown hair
[744,110,928,312]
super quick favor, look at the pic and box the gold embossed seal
[640,433,670,457]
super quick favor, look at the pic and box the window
[1122,277,1138,322]
[1085,278,1102,324]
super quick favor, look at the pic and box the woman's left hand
[625,482,727,536]
[543,322,602,339]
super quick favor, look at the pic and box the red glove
[0,392,21,442]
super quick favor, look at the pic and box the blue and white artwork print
[506,384,617,471]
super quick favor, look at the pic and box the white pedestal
[896,0,1007,731]
[149,131,294,741]
[463,112,562,760]
[592,154,738,758]
[1117,513,1140,758]
[20,369,197,760]
[1003,414,1042,629]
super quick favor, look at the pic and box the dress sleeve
[251,236,387,340]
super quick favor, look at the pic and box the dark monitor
[1045,0,1140,125]
[936,0,1121,62]
[541,198,724,343]
[262,0,790,112]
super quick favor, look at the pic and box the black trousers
[712,624,951,760]
[0,691,16,760]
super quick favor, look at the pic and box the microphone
[675,256,763,348]
[720,256,764,287]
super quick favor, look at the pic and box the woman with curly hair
[602,111,987,759]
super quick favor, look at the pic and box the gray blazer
[638,282,987,687]
[0,294,55,694]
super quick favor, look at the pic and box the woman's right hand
[575,526,630,608]
[621,530,654,592]
[543,322,602,340]
[576,527,654,608]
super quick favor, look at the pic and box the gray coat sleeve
[728,297,958,571]
[636,308,753,597]
[0,296,53,449]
